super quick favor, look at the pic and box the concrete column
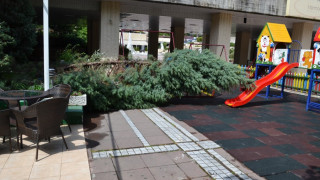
[170,17,185,52]
[100,1,120,60]
[202,20,211,49]
[234,31,251,65]
[209,13,232,61]
[291,22,314,49]
[87,18,100,54]
[148,16,159,59]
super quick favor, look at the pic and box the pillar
[148,16,159,59]
[100,1,120,60]
[202,20,211,49]
[209,13,232,61]
[87,18,100,54]
[234,31,251,65]
[291,22,314,49]
[170,17,185,52]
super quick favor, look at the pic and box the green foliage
[56,49,254,112]
[55,68,116,112]
[196,37,203,42]
[163,49,254,93]
[0,61,44,90]
[0,0,37,63]
[57,44,102,65]
[50,18,87,51]
[0,21,15,70]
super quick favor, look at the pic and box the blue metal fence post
[306,69,314,110]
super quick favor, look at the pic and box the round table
[0,90,50,109]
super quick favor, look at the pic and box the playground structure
[189,43,228,61]
[226,24,320,108]
[306,27,320,111]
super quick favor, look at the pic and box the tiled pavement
[161,89,320,180]
[86,108,262,180]
[0,125,90,180]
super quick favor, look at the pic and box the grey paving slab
[149,164,188,180]
[177,161,208,179]
[116,138,144,149]
[166,151,193,164]
[191,176,213,180]
[89,158,115,174]
[91,136,118,151]
[146,135,174,145]
[141,153,175,167]
[126,109,156,124]
[136,127,167,137]
[92,171,118,180]
[118,168,155,180]
[112,156,147,171]
[111,130,138,139]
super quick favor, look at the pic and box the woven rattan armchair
[49,84,72,132]
[12,97,69,161]
[49,84,72,99]
[0,109,12,151]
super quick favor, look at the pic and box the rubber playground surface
[161,89,320,180]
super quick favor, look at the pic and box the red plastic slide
[225,62,299,107]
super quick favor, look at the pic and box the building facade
[30,0,320,64]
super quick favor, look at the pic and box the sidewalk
[0,125,90,180]
[86,108,262,180]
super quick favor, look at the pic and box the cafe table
[0,90,50,110]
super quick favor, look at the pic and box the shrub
[0,0,37,63]
[0,21,15,71]
[56,49,254,112]
[55,68,116,112]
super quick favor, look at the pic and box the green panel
[0,101,7,110]
[63,106,83,125]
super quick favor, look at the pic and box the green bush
[56,49,254,112]
[0,21,14,71]
[55,68,116,112]
[0,0,37,63]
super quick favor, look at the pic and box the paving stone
[112,156,146,171]
[146,135,174,145]
[227,146,284,162]
[291,154,320,167]
[244,157,307,176]
[116,138,143,149]
[197,140,220,149]
[310,141,320,147]
[216,138,265,150]
[277,128,300,135]
[89,158,115,173]
[266,172,301,180]
[166,151,193,164]
[272,144,304,155]
[243,129,268,137]
[194,124,235,133]
[177,161,208,178]
[149,164,188,180]
[141,153,175,167]
[117,168,155,180]
[92,171,118,180]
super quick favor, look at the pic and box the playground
[161,89,320,179]
[160,23,320,179]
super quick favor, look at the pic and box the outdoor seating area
[0,84,72,158]
[0,84,90,180]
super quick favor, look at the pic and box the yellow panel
[256,28,273,63]
[267,23,292,43]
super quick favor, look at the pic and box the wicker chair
[12,97,69,161]
[0,109,12,151]
[49,84,72,132]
